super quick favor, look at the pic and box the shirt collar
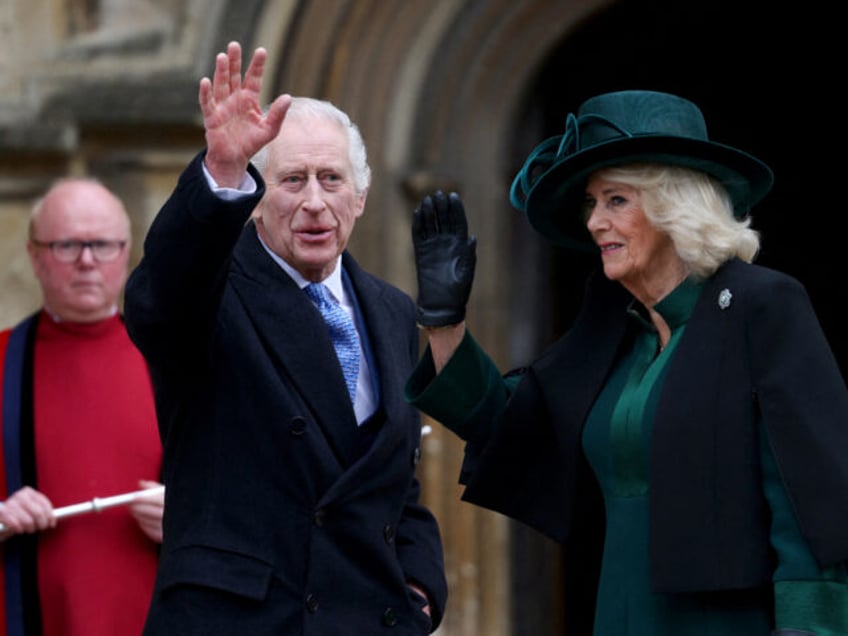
[255,230,344,302]
[626,277,703,333]
[653,277,703,330]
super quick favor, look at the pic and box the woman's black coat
[461,260,848,600]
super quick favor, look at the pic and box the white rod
[0,485,164,533]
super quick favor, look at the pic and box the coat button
[289,416,307,436]
[382,607,397,626]
[412,447,421,466]
[305,594,319,613]
[314,509,326,527]
[383,524,395,543]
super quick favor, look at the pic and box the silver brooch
[718,288,732,310]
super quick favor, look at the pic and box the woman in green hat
[406,90,848,635]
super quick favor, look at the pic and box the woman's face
[584,173,681,298]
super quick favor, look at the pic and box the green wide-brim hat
[509,90,774,250]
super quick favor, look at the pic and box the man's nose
[302,177,325,210]
[77,244,98,264]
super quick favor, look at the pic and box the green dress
[583,280,769,634]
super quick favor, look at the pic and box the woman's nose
[585,206,601,231]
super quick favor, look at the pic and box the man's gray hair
[251,97,371,195]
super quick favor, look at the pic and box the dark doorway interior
[508,1,841,634]
[528,0,843,370]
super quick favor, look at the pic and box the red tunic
[23,311,160,635]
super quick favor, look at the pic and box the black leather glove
[411,190,477,327]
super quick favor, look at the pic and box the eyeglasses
[31,239,127,263]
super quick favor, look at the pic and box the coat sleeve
[124,151,263,370]
[392,308,449,630]
[760,425,848,634]
[395,475,448,630]
[749,270,848,567]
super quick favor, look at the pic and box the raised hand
[199,41,291,187]
[411,191,477,327]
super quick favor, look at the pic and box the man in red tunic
[0,178,163,636]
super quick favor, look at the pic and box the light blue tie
[304,282,361,403]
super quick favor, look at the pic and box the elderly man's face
[253,115,367,282]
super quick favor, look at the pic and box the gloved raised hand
[411,190,477,327]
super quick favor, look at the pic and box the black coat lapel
[230,224,360,467]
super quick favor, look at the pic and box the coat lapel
[229,225,360,467]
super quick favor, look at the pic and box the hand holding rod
[0,485,165,534]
